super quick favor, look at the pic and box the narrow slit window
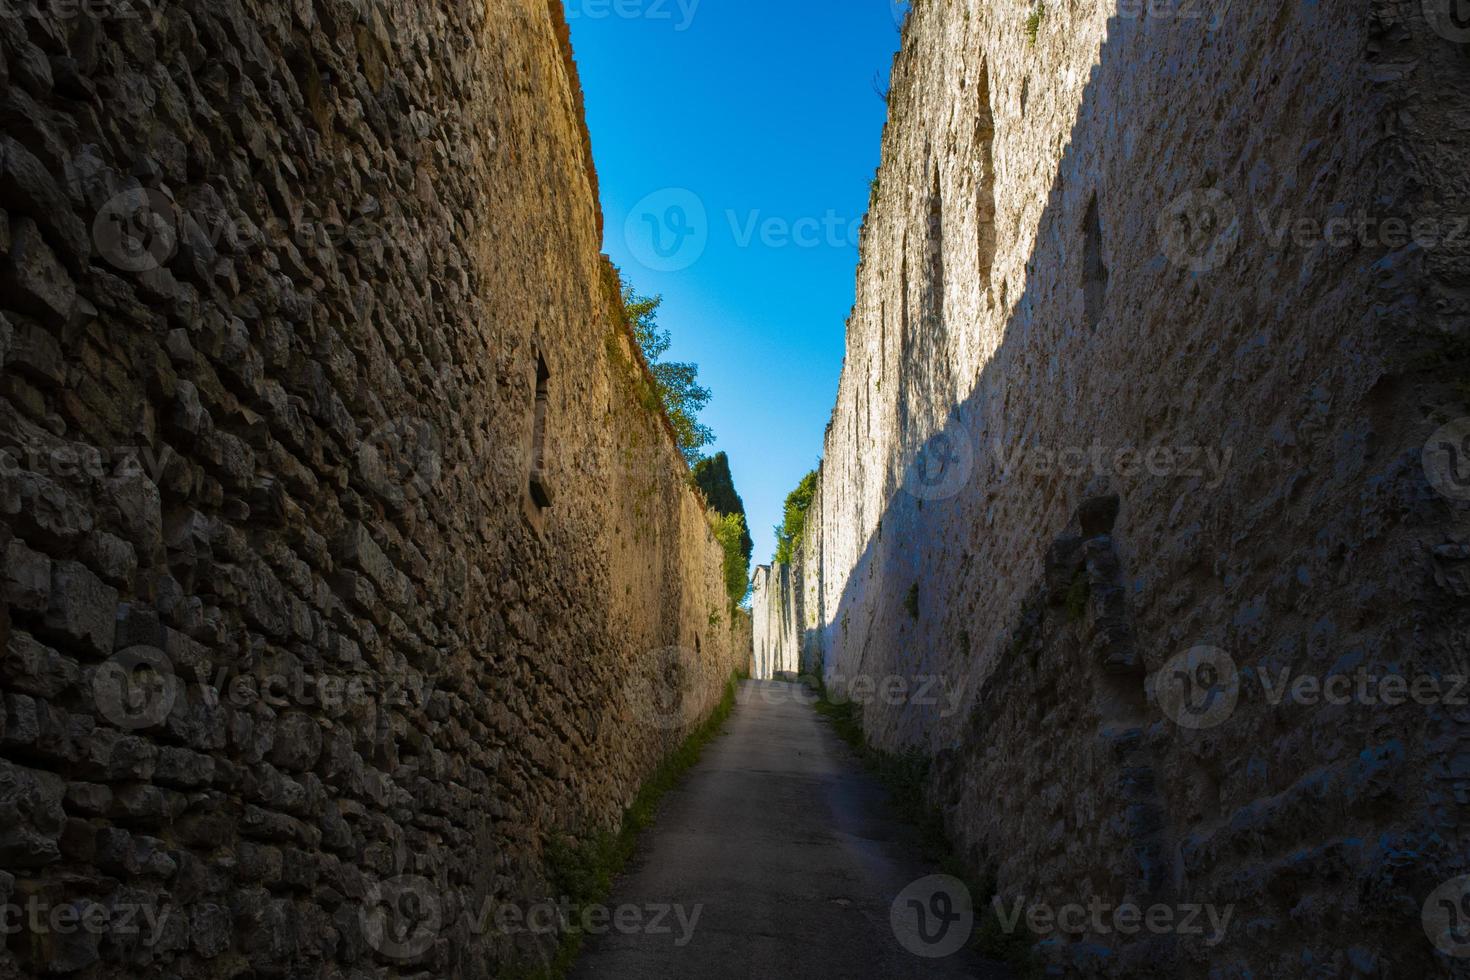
[1083,194,1109,331]
[528,355,552,509]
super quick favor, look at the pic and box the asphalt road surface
[571,679,1013,980]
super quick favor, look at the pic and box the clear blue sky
[567,0,907,568]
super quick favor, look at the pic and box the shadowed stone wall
[0,0,739,975]
[754,0,1470,974]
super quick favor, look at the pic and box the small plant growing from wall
[1024,3,1044,45]
[622,280,715,465]
[904,582,920,620]
[711,511,752,609]
[773,470,818,564]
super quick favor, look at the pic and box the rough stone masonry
[0,0,743,975]
[754,0,1470,975]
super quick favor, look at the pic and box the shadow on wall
[786,0,1469,976]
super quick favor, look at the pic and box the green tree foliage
[693,453,753,563]
[711,512,752,608]
[774,470,818,565]
[623,285,714,465]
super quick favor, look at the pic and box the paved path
[571,680,1012,980]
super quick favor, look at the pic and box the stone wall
[751,564,793,679]
[756,0,1470,974]
[0,0,739,975]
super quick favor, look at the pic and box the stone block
[0,759,65,867]
[190,903,232,959]
[155,746,216,788]
[63,781,111,816]
[2,631,80,699]
[0,136,89,262]
[3,217,76,322]
[3,538,51,615]
[268,711,324,772]
[77,728,156,782]
[43,560,118,658]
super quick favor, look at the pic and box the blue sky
[567,0,907,568]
